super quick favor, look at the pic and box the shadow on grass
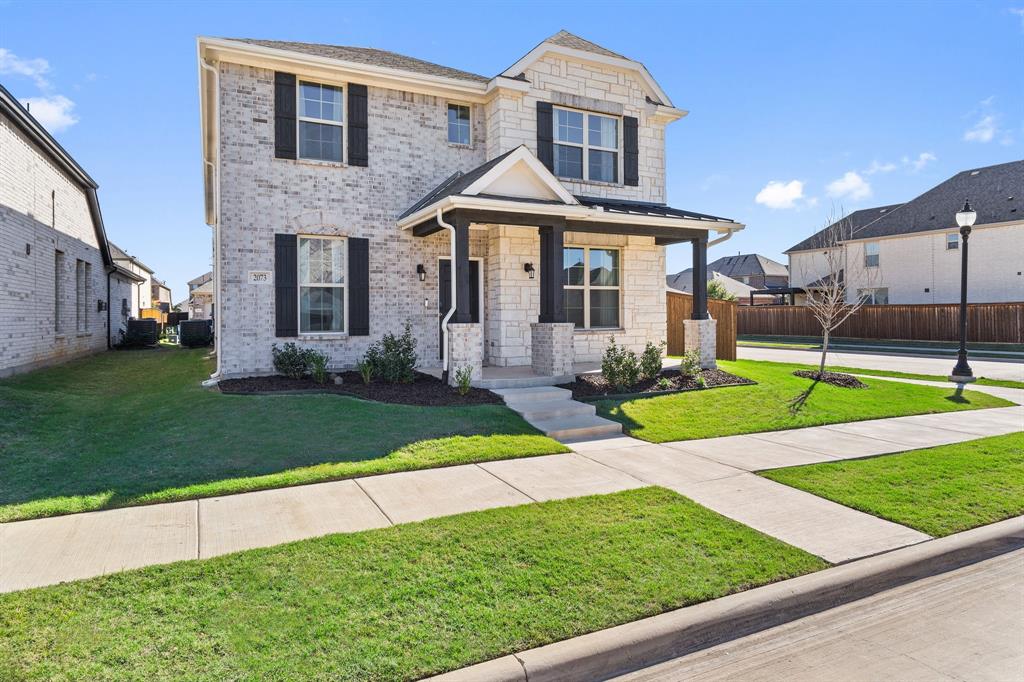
[787,378,821,415]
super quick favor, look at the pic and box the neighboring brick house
[179,271,214,319]
[151,278,172,313]
[1,83,143,378]
[109,242,154,316]
[788,161,1024,305]
[197,31,744,383]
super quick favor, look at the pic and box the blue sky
[2,0,1021,300]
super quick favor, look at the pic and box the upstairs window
[299,236,346,334]
[553,107,619,183]
[447,103,471,145]
[298,81,343,162]
[863,241,880,268]
[946,232,959,250]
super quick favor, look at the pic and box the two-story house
[109,242,154,316]
[787,160,1023,306]
[197,31,743,384]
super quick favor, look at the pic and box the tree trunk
[819,328,830,376]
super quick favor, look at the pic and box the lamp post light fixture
[523,262,535,279]
[416,264,426,282]
[949,199,977,389]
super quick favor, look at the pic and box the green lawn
[595,359,1011,443]
[822,366,1024,389]
[0,487,826,681]
[0,349,566,522]
[762,433,1024,536]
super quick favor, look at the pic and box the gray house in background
[705,253,788,289]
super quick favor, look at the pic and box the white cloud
[0,48,51,90]
[964,115,997,143]
[903,152,937,172]
[755,180,805,209]
[19,95,78,132]
[826,171,872,201]
[864,160,897,175]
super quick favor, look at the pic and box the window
[863,241,879,268]
[54,250,64,334]
[553,107,619,183]
[858,287,889,305]
[447,103,470,145]
[75,259,90,332]
[299,236,346,333]
[563,247,620,329]
[946,233,959,250]
[298,81,343,162]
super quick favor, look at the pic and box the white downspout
[708,228,737,248]
[200,58,222,380]
[436,207,457,382]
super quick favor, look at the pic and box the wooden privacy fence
[737,302,1024,343]
[666,291,737,360]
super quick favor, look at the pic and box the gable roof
[787,160,1023,253]
[544,30,630,60]
[707,253,788,278]
[109,242,154,273]
[666,269,755,298]
[230,38,489,83]
[0,82,114,268]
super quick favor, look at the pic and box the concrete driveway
[739,345,1024,382]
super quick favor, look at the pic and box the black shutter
[347,84,368,167]
[274,73,297,160]
[348,237,369,335]
[536,101,554,172]
[274,234,298,337]
[623,115,639,186]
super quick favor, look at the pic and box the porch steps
[473,373,575,390]
[494,387,623,442]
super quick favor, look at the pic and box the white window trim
[857,287,889,305]
[564,246,622,330]
[552,106,622,184]
[946,232,959,250]
[863,241,880,268]
[296,79,346,164]
[298,235,348,336]
[446,102,472,147]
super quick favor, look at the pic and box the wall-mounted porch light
[416,264,426,282]
[524,262,535,279]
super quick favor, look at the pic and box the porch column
[538,222,565,323]
[454,213,472,323]
[691,236,708,320]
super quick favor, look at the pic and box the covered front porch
[398,146,743,387]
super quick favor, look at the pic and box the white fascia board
[501,42,674,108]
[461,146,579,205]
[198,37,491,103]
[485,76,531,95]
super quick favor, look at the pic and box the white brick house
[788,161,1024,306]
[1,83,143,378]
[197,31,743,383]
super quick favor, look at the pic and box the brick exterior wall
[530,322,574,377]
[214,47,672,376]
[446,322,482,385]
[1,114,121,377]
[683,318,717,369]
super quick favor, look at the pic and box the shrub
[679,348,702,377]
[356,359,374,385]
[365,321,418,384]
[656,376,672,390]
[707,279,737,302]
[272,342,315,380]
[454,365,473,396]
[309,350,329,385]
[639,340,666,381]
[601,337,640,391]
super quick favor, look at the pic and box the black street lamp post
[950,199,977,387]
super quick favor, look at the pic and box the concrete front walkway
[2,399,1021,592]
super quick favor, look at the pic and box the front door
[438,259,480,358]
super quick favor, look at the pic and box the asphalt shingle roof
[544,30,630,60]
[706,253,788,278]
[231,38,490,83]
[787,160,1023,252]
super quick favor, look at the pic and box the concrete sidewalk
[2,401,1021,592]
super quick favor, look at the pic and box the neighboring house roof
[188,271,213,287]
[229,38,490,83]
[190,280,214,296]
[706,253,788,279]
[787,159,1023,253]
[109,242,155,274]
[666,269,756,298]
[112,264,146,283]
[0,82,114,268]
[804,269,844,289]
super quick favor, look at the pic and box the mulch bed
[793,369,868,389]
[218,371,502,406]
[558,368,754,400]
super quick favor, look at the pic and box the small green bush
[601,337,640,391]
[639,340,666,381]
[657,376,672,390]
[679,349,702,377]
[309,351,329,385]
[356,359,374,385]
[454,366,473,396]
[272,342,315,380]
[707,279,737,302]
[365,321,418,384]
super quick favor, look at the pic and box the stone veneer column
[530,322,575,377]
[447,322,482,386]
[683,317,717,369]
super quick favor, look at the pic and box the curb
[427,516,1024,682]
